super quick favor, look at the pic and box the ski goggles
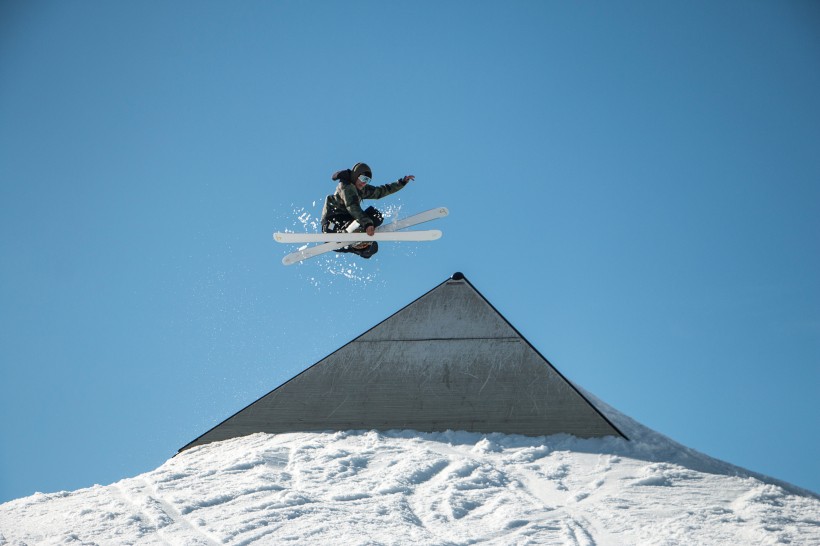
[358,175,371,185]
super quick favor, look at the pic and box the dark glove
[332,169,353,182]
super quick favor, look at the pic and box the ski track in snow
[2,427,819,545]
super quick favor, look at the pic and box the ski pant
[321,206,384,233]
[321,206,383,259]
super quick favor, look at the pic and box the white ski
[278,206,448,266]
[274,230,441,244]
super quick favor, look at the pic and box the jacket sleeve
[361,178,408,200]
[339,183,373,228]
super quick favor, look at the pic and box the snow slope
[2,400,818,545]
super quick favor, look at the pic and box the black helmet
[351,162,372,180]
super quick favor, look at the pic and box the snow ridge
[580,388,819,499]
[2,425,819,545]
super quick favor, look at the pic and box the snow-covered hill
[2,399,818,545]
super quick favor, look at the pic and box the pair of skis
[273,207,448,266]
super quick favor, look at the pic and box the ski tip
[439,207,449,216]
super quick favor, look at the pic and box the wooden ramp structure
[180,273,625,452]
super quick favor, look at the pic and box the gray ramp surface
[180,273,624,452]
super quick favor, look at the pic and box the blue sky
[1,1,818,503]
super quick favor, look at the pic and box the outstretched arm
[362,175,415,200]
[362,175,414,235]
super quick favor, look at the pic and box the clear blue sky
[1,1,818,503]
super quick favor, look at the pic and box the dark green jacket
[321,170,408,229]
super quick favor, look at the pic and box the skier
[321,162,414,258]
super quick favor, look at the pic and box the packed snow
[2,395,818,545]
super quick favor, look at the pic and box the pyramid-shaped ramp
[180,273,624,451]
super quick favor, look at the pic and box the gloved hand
[399,175,415,185]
